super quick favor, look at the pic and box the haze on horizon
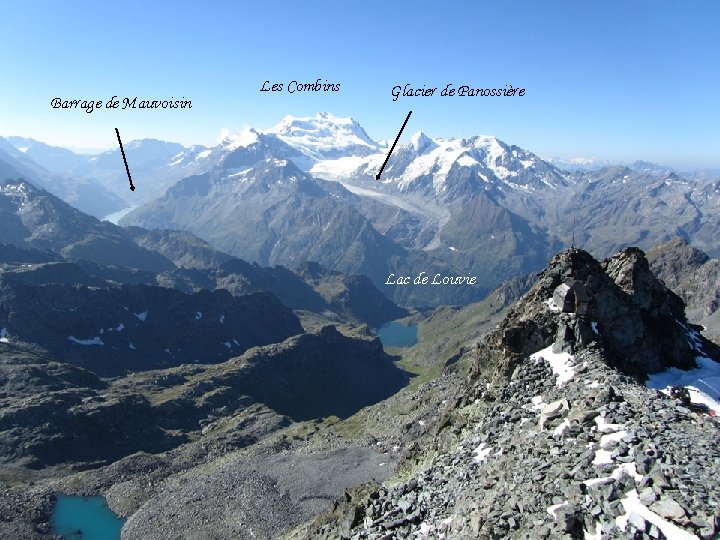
[2,114,717,174]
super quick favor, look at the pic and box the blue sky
[1,0,718,168]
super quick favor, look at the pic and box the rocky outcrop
[470,247,716,385]
[0,242,59,265]
[296,262,407,328]
[489,272,538,310]
[227,325,409,421]
[0,261,105,287]
[123,226,233,269]
[0,341,181,468]
[159,258,407,329]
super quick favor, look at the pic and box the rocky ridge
[0,178,174,272]
[0,281,302,377]
[289,246,720,539]
[0,232,407,332]
[470,247,716,383]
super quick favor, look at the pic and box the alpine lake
[52,495,125,540]
[376,321,419,348]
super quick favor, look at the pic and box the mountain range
[4,113,719,309]
[0,177,406,335]
[4,236,718,538]
[0,162,420,538]
[115,113,719,308]
[0,137,127,218]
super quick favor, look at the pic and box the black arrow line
[115,128,135,191]
[376,110,412,180]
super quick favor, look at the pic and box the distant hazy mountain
[3,136,220,213]
[546,156,618,171]
[542,167,720,260]
[6,136,90,172]
[0,136,127,218]
[65,138,213,205]
[682,168,720,181]
[628,160,676,175]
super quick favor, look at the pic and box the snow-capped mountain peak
[265,112,380,160]
[306,121,569,200]
[219,128,260,151]
[408,131,436,154]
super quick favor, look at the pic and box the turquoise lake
[52,495,125,540]
[377,321,418,347]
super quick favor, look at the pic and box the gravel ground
[120,446,396,540]
[292,344,720,539]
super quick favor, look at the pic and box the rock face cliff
[290,247,720,539]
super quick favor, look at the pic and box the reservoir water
[377,321,418,347]
[102,205,137,225]
[52,495,124,540]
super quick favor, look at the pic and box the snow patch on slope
[616,490,699,539]
[472,443,492,464]
[68,336,104,346]
[530,345,576,387]
[646,355,720,412]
